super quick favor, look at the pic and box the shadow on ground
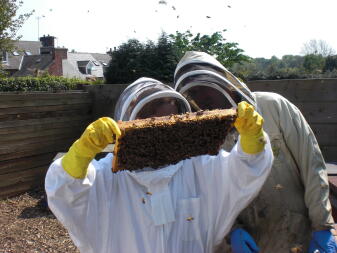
[18,188,54,219]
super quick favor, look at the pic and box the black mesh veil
[174,51,256,110]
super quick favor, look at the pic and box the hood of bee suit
[174,51,256,109]
[114,77,191,121]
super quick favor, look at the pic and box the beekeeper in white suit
[174,51,337,253]
[45,77,273,253]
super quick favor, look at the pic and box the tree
[105,30,250,83]
[232,55,309,81]
[105,39,144,84]
[0,0,34,75]
[152,32,178,82]
[303,54,325,73]
[106,33,178,84]
[0,0,34,54]
[301,39,335,57]
[281,55,304,68]
[170,30,250,68]
[323,55,337,72]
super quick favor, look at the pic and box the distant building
[1,35,111,80]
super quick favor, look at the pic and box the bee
[290,245,303,253]
[186,216,194,221]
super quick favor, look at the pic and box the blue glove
[230,228,260,253]
[308,230,337,253]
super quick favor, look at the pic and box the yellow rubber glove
[234,101,266,154]
[62,117,121,179]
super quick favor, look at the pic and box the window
[1,51,8,62]
[92,60,100,66]
[78,66,87,74]
[12,51,20,56]
[87,62,94,75]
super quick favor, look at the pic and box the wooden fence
[248,79,337,162]
[1,79,336,198]
[0,91,93,198]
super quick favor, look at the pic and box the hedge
[0,76,101,92]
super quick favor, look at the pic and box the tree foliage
[105,31,337,83]
[0,0,34,76]
[303,54,325,73]
[170,30,250,68]
[105,33,178,84]
[231,53,337,81]
[324,55,337,72]
[0,0,34,53]
[105,30,250,84]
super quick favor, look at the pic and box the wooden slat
[0,139,73,161]
[0,115,92,128]
[0,127,83,142]
[0,97,92,109]
[0,103,91,116]
[0,179,44,199]
[0,153,55,175]
[0,166,47,188]
[249,79,337,102]
[0,135,78,155]
[0,108,91,121]
[320,146,337,163]
[0,131,81,152]
[310,123,337,146]
[0,119,88,135]
[295,102,337,124]
[0,91,90,101]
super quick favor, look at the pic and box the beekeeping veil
[114,77,191,121]
[174,51,256,111]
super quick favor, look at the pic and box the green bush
[0,76,101,92]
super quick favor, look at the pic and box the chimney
[54,47,68,60]
[40,35,55,48]
[40,35,68,76]
[106,48,113,55]
[48,47,68,76]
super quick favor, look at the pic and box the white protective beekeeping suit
[45,77,273,253]
[174,52,335,253]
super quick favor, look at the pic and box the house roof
[2,41,42,70]
[3,40,110,79]
[63,53,104,78]
[3,55,23,70]
[91,53,111,65]
[13,55,53,77]
[14,41,42,55]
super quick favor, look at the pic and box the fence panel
[0,91,92,198]
[248,79,337,162]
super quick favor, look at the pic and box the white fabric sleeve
[192,135,273,245]
[44,154,113,252]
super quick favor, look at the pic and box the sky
[17,0,337,58]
